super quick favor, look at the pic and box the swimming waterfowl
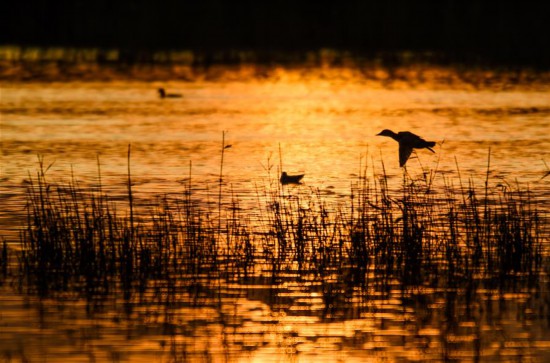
[280,172,304,185]
[158,88,182,99]
[376,129,436,167]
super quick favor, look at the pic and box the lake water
[1,66,550,362]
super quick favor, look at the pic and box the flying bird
[158,88,182,99]
[280,172,304,185]
[376,129,436,167]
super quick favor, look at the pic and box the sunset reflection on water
[1,66,550,362]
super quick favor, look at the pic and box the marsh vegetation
[4,146,547,361]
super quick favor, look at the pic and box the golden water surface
[1,67,550,362]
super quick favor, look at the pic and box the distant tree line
[3,0,549,67]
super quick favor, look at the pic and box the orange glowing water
[1,68,550,362]
[2,77,549,213]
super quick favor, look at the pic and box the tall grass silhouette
[17,148,547,303]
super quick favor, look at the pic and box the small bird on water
[280,172,304,185]
[158,88,182,99]
[376,129,436,167]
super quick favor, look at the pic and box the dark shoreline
[4,2,550,69]
[2,47,550,89]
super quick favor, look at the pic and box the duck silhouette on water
[158,88,182,99]
[280,172,304,185]
[377,129,436,167]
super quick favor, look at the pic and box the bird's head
[376,129,395,138]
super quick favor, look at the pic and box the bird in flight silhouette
[377,129,436,167]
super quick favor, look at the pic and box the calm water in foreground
[1,67,550,362]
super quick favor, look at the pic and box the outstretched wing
[399,144,413,167]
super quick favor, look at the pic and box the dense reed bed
[17,151,548,304]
